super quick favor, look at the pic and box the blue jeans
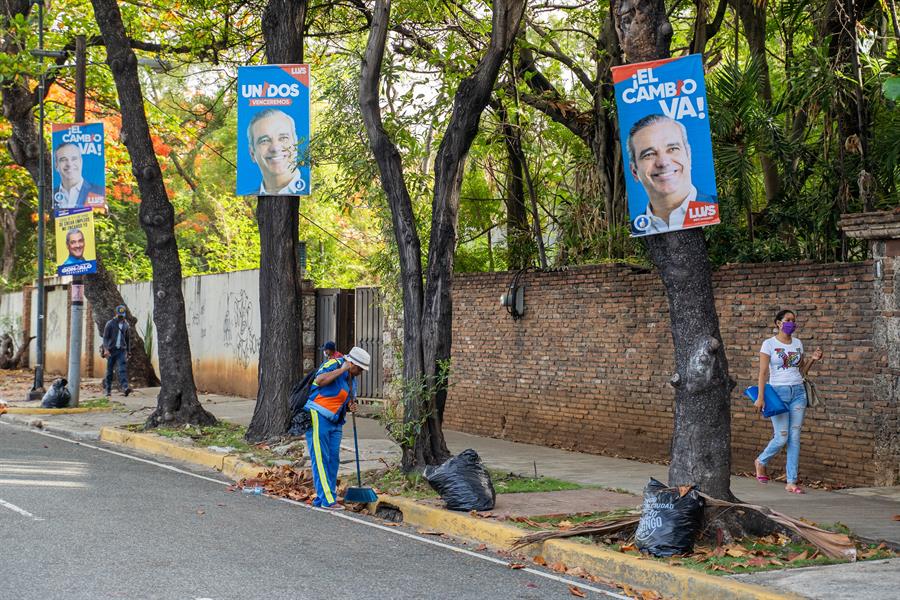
[757,384,807,484]
[104,349,129,395]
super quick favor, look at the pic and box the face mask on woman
[781,321,796,335]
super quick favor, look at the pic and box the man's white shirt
[258,171,306,195]
[643,185,698,234]
[55,179,84,209]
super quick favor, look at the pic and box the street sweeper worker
[304,346,370,510]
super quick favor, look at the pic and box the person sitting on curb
[303,346,370,510]
[101,305,133,398]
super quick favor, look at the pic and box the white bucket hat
[345,346,371,371]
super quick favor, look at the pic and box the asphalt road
[0,422,624,600]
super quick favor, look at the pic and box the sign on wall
[236,64,311,196]
[51,123,106,213]
[612,54,719,237]
[55,207,97,276]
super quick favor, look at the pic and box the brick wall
[445,260,897,487]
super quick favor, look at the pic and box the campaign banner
[51,123,107,213]
[612,54,719,237]
[55,207,98,276]
[236,64,311,196]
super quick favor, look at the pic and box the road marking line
[0,498,43,521]
[2,422,628,599]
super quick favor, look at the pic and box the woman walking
[753,309,823,494]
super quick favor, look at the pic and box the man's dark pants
[104,349,129,395]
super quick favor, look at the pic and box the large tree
[611,0,735,500]
[0,0,158,386]
[361,0,527,470]
[90,0,214,426]
[245,0,307,443]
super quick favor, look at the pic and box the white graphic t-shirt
[760,336,804,386]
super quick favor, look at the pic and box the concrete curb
[98,427,265,481]
[2,406,113,415]
[371,496,800,600]
[93,426,799,600]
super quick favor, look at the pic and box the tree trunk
[245,0,307,443]
[86,258,160,387]
[420,0,526,469]
[613,0,736,501]
[362,0,526,470]
[91,0,215,427]
[731,0,782,203]
[496,102,532,269]
[1,1,159,386]
[360,0,428,470]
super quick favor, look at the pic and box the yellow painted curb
[373,496,801,600]
[100,427,226,472]
[4,406,114,415]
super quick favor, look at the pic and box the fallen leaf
[196,510,205,516]
[725,546,749,557]
[474,544,487,551]
[620,543,638,553]
[216,503,226,507]
[568,585,586,598]
[532,555,546,566]
[678,485,692,497]
[382,522,401,527]
[747,557,769,567]
[788,550,809,562]
[526,583,538,588]
[893,515,900,521]
[641,590,663,600]
[417,529,442,535]
[549,562,568,573]
[566,566,590,578]
[508,562,526,570]
[709,564,735,573]
[557,520,574,530]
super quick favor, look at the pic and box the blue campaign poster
[236,64,311,196]
[51,123,106,213]
[612,54,719,237]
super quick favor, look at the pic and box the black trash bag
[634,478,705,557]
[287,369,317,436]
[41,378,71,409]
[424,449,496,512]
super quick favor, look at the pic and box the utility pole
[28,0,47,401]
[65,34,87,406]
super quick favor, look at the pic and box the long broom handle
[352,412,363,487]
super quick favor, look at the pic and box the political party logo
[236,64,311,196]
[51,123,107,214]
[612,54,719,237]
[55,207,98,276]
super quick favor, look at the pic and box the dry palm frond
[699,494,857,561]
[510,515,640,550]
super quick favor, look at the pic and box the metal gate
[315,289,355,360]
[354,287,384,400]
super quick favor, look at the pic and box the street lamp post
[28,0,47,400]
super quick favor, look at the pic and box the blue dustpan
[744,384,789,417]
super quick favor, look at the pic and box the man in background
[101,305,132,398]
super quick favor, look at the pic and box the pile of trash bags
[424,449,496,512]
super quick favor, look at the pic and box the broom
[343,412,378,504]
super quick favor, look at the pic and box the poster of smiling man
[55,207,98,276]
[51,123,106,213]
[236,64,311,196]
[612,54,719,237]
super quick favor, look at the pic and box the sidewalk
[2,381,898,546]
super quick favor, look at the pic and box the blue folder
[743,384,789,417]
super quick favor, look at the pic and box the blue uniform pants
[306,410,343,507]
